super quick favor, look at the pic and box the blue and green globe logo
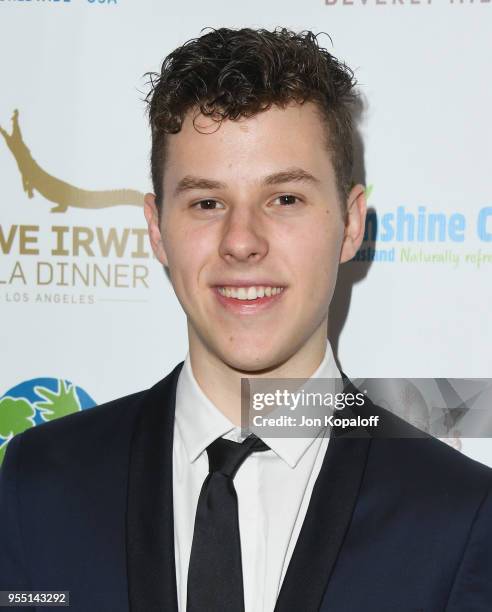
[0,378,96,466]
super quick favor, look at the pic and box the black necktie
[186,433,270,612]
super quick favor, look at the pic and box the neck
[188,322,329,426]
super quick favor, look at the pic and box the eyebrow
[173,167,320,197]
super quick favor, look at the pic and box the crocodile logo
[0,378,96,465]
[0,109,144,213]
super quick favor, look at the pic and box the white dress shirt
[173,343,341,612]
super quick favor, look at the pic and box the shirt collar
[174,342,340,468]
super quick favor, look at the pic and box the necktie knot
[206,433,269,479]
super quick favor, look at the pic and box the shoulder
[368,427,492,490]
[339,377,492,491]
[336,378,492,511]
[4,389,147,480]
[360,402,492,516]
[26,388,145,440]
[4,361,184,478]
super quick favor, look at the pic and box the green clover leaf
[0,397,36,465]
[35,380,81,422]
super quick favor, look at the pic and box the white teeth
[217,286,284,300]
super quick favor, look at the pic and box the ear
[339,184,367,264]
[144,192,168,266]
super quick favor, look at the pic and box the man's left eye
[275,195,299,206]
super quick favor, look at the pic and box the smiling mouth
[213,285,286,313]
[216,285,285,300]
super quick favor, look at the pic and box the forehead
[163,101,333,183]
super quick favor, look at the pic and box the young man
[1,27,491,612]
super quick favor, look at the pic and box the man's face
[145,101,365,372]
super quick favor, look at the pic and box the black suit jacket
[1,361,491,611]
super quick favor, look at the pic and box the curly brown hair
[145,27,359,210]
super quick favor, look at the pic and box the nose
[218,207,269,264]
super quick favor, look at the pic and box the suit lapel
[274,376,372,612]
[127,361,184,612]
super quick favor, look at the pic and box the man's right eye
[192,199,223,210]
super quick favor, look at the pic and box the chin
[217,343,288,375]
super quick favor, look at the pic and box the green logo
[0,378,96,465]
